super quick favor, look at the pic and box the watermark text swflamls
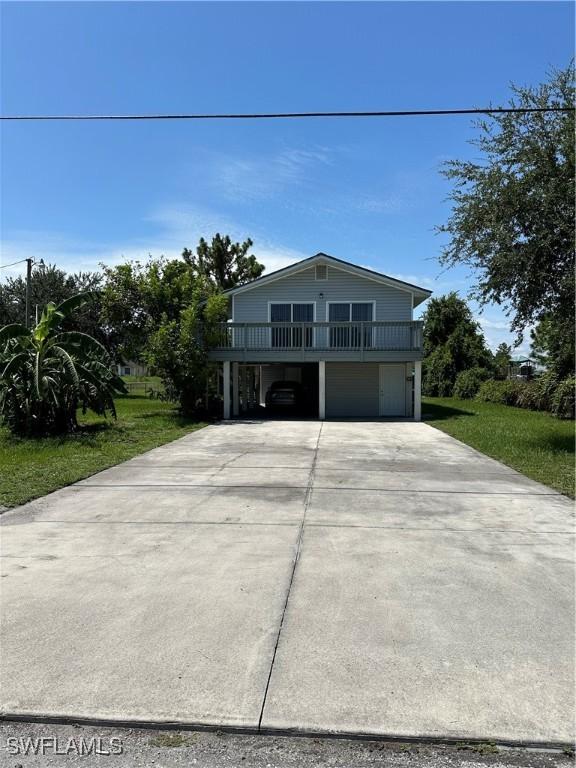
[4,736,124,756]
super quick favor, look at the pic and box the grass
[424,397,575,497]
[0,394,207,508]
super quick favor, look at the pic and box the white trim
[224,253,431,304]
[413,360,422,421]
[318,360,326,420]
[231,294,235,321]
[223,361,231,420]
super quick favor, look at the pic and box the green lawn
[423,397,575,497]
[0,395,207,508]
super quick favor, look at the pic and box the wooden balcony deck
[207,321,424,362]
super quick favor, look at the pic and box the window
[328,302,374,348]
[123,366,131,375]
[270,303,314,348]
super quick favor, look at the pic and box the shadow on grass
[529,433,576,455]
[422,402,475,422]
[131,411,206,427]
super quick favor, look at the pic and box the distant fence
[122,381,164,397]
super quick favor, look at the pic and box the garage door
[325,362,407,418]
[325,362,379,418]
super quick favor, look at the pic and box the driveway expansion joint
[256,422,324,732]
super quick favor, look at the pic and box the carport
[222,359,418,420]
[225,362,319,419]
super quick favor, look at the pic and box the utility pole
[25,258,32,328]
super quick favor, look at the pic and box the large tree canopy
[530,315,574,378]
[0,264,103,339]
[101,235,265,361]
[99,257,197,360]
[422,293,493,397]
[437,65,575,344]
[182,234,264,290]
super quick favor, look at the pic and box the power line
[0,107,573,121]
[0,258,28,269]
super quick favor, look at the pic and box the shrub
[514,381,539,411]
[422,347,456,397]
[476,374,575,420]
[0,295,125,436]
[453,367,491,399]
[551,376,575,419]
[476,380,521,406]
[532,371,559,412]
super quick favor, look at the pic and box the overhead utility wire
[0,107,573,121]
[0,258,29,269]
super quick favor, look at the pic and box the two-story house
[208,252,431,420]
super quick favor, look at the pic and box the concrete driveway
[1,421,574,745]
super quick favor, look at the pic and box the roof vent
[315,264,327,281]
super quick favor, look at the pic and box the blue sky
[1,1,573,352]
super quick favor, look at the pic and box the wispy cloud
[1,203,307,279]
[389,272,469,294]
[476,316,510,331]
[208,146,333,203]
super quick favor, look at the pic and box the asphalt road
[0,722,572,768]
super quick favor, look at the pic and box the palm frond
[0,324,30,346]
[55,292,94,318]
[1,352,28,379]
[34,352,43,398]
[51,346,80,389]
[57,331,111,361]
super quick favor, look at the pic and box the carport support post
[223,361,231,420]
[414,361,422,421]
[232,362,240,417]
[319,360,326,420]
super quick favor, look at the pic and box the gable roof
[224,252,432,307]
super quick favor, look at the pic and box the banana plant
[0,294,126,435]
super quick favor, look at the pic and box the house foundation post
[414,360,422,421]
[232,362,240,417]
[223,361,231,420]
[319,360,326,420]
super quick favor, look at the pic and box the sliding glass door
[270,303,314,348]
[328,302,374,348]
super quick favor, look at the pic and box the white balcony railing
[209,321,423,352]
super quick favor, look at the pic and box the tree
[0,264,103,339]
[100,237,265,362]
[530,315,574,378]
[99,257,196,361]
[493,342,512,380]
[182,234,264,290]
[0,295,125,435]
[145,292,228,416]
[422,293,493,397]
[437,65,575,358]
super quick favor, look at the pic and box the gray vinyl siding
[233,266,412,322]
[325,362,379,418]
